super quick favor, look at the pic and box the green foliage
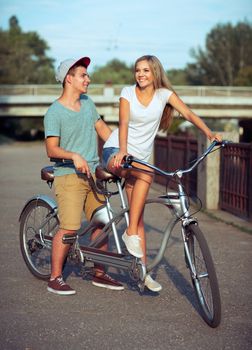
[168,118,184,134]
[166,68,189,85]
[234,66,252,86]
[0,16,55,84]
[91,59,191,86]
[186,21,252,86]
[91,59,135,84]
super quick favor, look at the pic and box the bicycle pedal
[80,266,94,278]
[121,248,131,256]
[62,234,77,244]
[138,281,145,293]
[28,239,43,254]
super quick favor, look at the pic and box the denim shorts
[102,147,119,169]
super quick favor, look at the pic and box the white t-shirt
[104,85,173,161]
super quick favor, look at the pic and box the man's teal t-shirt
[44,95,100,176]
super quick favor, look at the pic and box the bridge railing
[0,84,252,97]
[154,135,252,221]
[154,135,198,198]
[220,142,252,220]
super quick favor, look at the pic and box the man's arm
[45,136,91,176]
[95,119,112,142]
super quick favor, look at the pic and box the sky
[1,0,252,72]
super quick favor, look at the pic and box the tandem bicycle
[19,140,228,328]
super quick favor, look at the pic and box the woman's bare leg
[107,158,153,235]
[125,182,147,264]
[108,160,162,291]
[126,180,162,291]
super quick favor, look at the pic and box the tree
[0,16,55,84]
[234,66,252,86]
[186,21,252,86]
[166,68,189,85]
[91,59,134,84]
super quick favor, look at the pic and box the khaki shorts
[54,173,104,230]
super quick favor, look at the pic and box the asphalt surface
[0,141,252,350]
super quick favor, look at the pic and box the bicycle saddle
[41,166,54,183]
[95,165,120,182]
[41,165,119,184]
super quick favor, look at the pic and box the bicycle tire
[20,198,59,280]
[185,223,221,327]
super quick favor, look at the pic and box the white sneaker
[122,231,143,258]
[144,274,162,292]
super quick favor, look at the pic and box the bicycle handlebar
[49,158,73,164]
[122,140,231,178]
[49,140,231,189]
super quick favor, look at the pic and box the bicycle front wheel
[185,223,221,327]
[20,198,59,280]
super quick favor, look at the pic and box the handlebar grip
[122,155,134,168]
[212,140,222,146]
[122,155,134,163]
[222,140,232,146]
[213,140,232,147]
[50,158,73,164]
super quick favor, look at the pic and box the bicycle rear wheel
[185,223,221,327]
[20,199,59,280]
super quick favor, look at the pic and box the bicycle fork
[181,219,198,279]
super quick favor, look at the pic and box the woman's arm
[119,97,130,152]
[113,97,130,168]
[168,93,222,141]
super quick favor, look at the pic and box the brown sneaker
[47,276,76,295]
[92,273,124,291]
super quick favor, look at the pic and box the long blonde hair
[134,55,175,131]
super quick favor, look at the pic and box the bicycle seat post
[104,193,122,254]
[116,179,129,226]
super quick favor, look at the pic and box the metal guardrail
[0,84,252,97]
[220,143,252,220]
[1,85,252,120]
[154,136,252,221]
[154,135,198,198]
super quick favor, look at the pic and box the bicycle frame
[23,176,188,284]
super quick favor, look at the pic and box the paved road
[0,142,252,350]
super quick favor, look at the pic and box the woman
[102,55,221,292]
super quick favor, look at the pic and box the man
[44,56,124,295]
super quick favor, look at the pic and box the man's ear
[65,74,72,85]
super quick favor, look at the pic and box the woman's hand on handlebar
[209,133,222,143]
[72,153,91,177]
[112,150,128,169]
